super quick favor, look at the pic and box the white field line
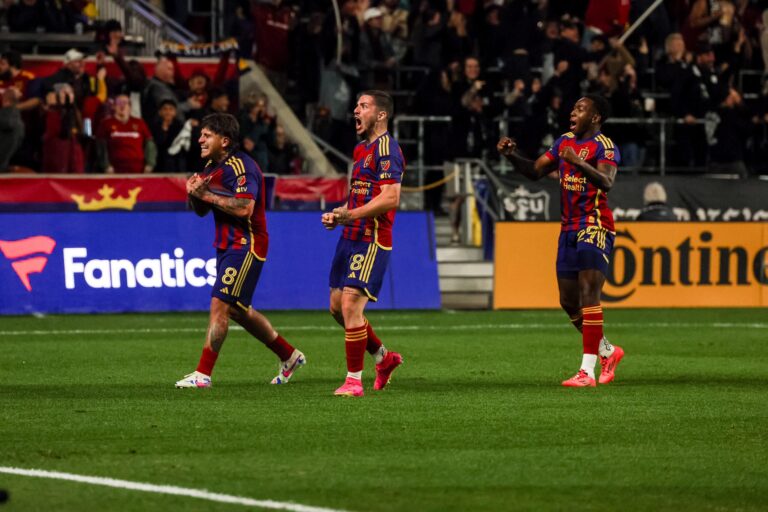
[0,322,766,337]
[0,466,349,512]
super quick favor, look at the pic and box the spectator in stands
[268,123,301,175]
[594,64,648,167]
[151,99,186,173]
[41,83,84,173]
[443,9,471,67]
[43,49,94,109]
[169,49,234,117]
[550,20,587,109]
[241,94,275,173]
[452,57,494,158]
[525,85,567,157]
[677,42,728,167]
[601,38,636,92]
[637,182,676,221]
[141,56,183,123]
[683,0,725,50]
[0,50,42,170]
[0,88,24,172]
[584,0,631,41]
[411,1,446,70]
[96,93,156,173]
[358,7,397,90]
[710,87,750,177]
[209,88,231,114]
[379,0,409,63]
[478,4,507,69]
[655,33,690,116]
[252,0,298,92]
[708,1,751,82]
[0,50,39,112]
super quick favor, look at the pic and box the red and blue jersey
[342,132,405,248]
[544,131,620,233]
[200,150,268,260]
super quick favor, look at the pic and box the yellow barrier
[494,223,768,308]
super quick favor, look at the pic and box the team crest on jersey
[579,148,590,159]
[381,160,390,171]
[237,176,246,186]
[605,150,614,160]
[364,154,373,168]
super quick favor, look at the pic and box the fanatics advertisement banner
[0,212,440,314]
[494,222,768,309]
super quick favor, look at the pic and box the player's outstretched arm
[334,183,400,225]
[559,146,617,191]
[497,137,556,181]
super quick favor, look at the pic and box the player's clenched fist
[321,211,338,230]
[558,146,582,165]
[497,137,517,156]
[186,173,210,198]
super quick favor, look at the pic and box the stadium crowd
[1,0,768,176]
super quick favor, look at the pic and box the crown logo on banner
[71,184,142,211]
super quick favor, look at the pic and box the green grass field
[1,308,767,512]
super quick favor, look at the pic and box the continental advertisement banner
[495,223,768,308]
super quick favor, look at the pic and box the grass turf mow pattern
[1,309,767,512]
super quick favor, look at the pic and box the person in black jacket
[637,182,676,221]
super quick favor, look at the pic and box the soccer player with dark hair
[497,94,625,387]
[322,90,404,397]
[175,112,306,388]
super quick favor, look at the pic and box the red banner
[0,175,187,212]
[0,175,347,211]
[273,177,347,203]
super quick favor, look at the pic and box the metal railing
[95,0,198,55]
[392,115,452,209]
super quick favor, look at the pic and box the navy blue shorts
[556,226,615,279]
[211,249,264,310]
[329,238,391,301]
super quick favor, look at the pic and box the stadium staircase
[435,217,493,310]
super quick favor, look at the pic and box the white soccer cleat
[175,371,212,388]
[270,350,306,384]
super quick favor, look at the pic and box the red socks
[345,324,367,373]
[196,346,219,376]
[265,334,295,361]
[365,319,382,355]
[582,305,603,355]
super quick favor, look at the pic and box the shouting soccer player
[322,90,404,397]
[175,113,305,388]
[497,94,625,387]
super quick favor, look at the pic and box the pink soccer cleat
[599,345,625,384]
[373,351,403,390]
[561,369,596,387]
[334,377,364,397]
